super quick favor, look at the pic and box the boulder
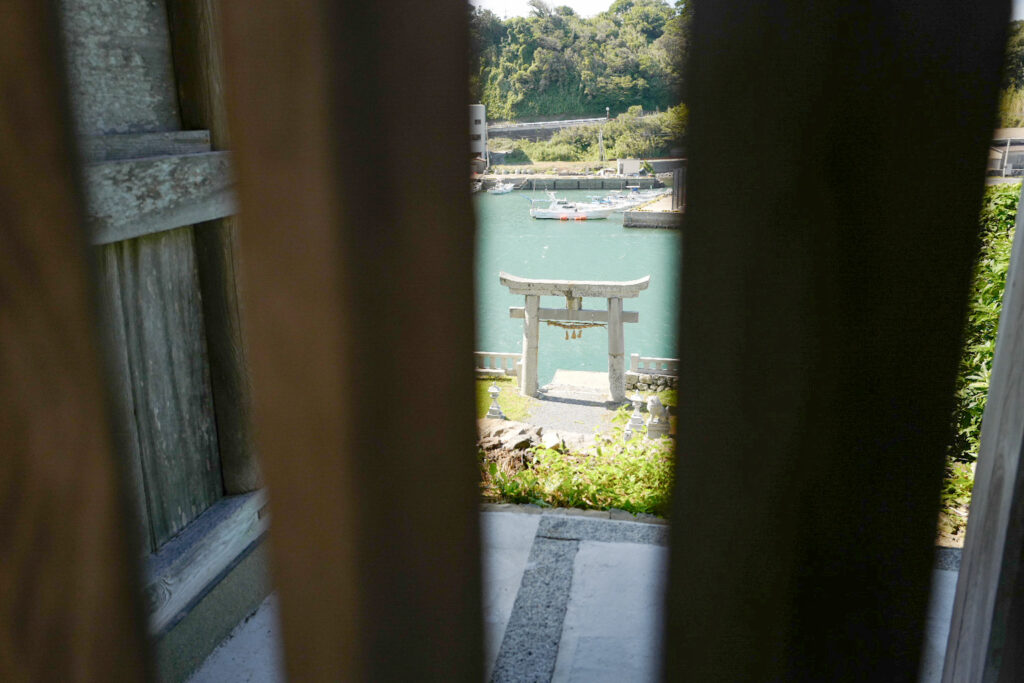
[478,419,544,452]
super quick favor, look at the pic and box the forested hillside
[470,0,690,122]
[1001,20,1024,126]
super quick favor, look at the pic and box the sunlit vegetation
[470,0,690,121]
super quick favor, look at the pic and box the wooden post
[663,0,1009,680]
[219,1,482,679]
[607,297,625,401]
[0,0,149,677]
[521,294,540,397]
[943,183,1024,682]
[166,0,261,493]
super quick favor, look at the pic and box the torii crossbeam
[500,272,650,401]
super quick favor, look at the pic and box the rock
[541,431,566,450]
[500,424,544,452]
[637,383,649,391]
[478,419,545,452]
[639,374,652,384]
[478,436,503,451]
[504,436,528,450]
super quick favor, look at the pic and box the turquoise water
[474,190,681,386]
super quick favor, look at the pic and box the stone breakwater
[624,372,678,392]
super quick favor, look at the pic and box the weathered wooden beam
[84,151,235,245]
[0,0,149,677]
[112,227,224,547]
[145,491,269,635]
[167,0,261,494]
[78,130,212,163]
[943,182,1024,681]
[664,1,1008,680]
[509,306,639,323]
[93,247,155,553]
[500,271,650,298]
[220,0,482,679]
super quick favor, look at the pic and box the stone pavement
[188,507,960,683]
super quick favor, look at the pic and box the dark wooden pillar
[664,1,1009,680]
[0,0,149,678]
[219,1,482,680]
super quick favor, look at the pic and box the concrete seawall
[622,194,683,229]
[623,211,683,229]
[481,176,664,191]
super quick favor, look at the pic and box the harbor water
[474,190,681,386]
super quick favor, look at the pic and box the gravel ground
[524,384,626,436]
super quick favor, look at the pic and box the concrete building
[990,128,1024,175]
[470,103,487,170]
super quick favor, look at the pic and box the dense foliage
[1000,21,1024,126]
[491,103,687,161]
[470,0,690,121]
[949,184,1018,464]
[942,185,1018,527]
[483,425,674,516]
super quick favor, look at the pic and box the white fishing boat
[487,181,515,194]
[528,192,614,220]
[588,192,646,211]
[588,187,671,212]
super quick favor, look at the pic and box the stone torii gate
[500,272,650,401]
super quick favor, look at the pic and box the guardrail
[474,351,521,377]
[487,116,608,132]
[630,354,679,375]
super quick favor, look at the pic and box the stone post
[624,394,645,440]
[486,384,506,419]
[607,296,625,401]
[521,294,540,396]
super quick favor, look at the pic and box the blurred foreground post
[667,1,1009,680]
[0,0,149,679]
[220,1,482,679]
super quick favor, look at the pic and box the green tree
[469,0,689,121]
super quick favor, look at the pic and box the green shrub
[502,147,532,164]
[487,107,686,164]
[941,183,1018,531]
[950,184,1018,465]
[484,427,675,516]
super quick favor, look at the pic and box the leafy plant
[489,105,687,164]
[949,184,1018,466]
[942,184,1018,533]
[483,430,674,516]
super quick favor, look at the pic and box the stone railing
[629,354,679,375]
[626,354,679,392]
[474,351,521,378]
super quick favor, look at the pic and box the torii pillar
[500,272,650,401]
